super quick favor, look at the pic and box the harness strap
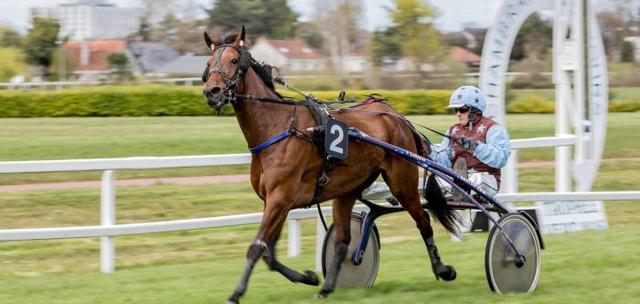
[311,156,335,207]
[249,130,292,154]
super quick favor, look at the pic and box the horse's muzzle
[203,87,224,110]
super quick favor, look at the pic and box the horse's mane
[250,61,278,91]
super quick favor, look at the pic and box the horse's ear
[203,31,215,51]
[234,25,246,47]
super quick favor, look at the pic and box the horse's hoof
[316,288,332,299]
[436,265,457,281]
[227,291,241,304]
[302,270,320,286]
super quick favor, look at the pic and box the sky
[0,0,618,34]
[0,0,503,33]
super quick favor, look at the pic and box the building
[128,42,180,75]
[155,55,210,77]
[64,40,129,79]
[32,0,142,40]
[448,46,481,67]
[343,50,369,73]
[249,37,326,72]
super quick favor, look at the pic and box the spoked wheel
[321,213,380,288]
[485,213,542,294]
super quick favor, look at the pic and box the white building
[249,37,326,72]
[32,0,142,40]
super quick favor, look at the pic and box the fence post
[100,170,116,273]
[287,219,301,257]
[502,150,519,194]
[315,215,326,272]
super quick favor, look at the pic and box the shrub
[507,94,554,113]
[0,85,212,118]
[609,100,640,112]
[1,85,636,118]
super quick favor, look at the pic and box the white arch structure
[480,0,607,192]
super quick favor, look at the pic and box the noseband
[203,44,251,112]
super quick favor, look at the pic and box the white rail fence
[1,137,639,273]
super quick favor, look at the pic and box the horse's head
[202,26,251,112]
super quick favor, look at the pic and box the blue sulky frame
[346,128,543,266]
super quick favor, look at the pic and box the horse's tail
[423,174,460,236]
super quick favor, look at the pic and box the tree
[597,10,626,59]
[152,14,208,54]
[391,0,442,63]
[296,22,324,49]
[204,0,297,39]
[108,53,131,81]
[0,48,26,81]
[313,0,363,83]
[621,41,635,63]
[371,27,401,65]
[137,16,153,41]
[261,0,298,38]
[22,17,60,77]
[511,13,552,61]
[0,27,23,47]
[371,0,442,68]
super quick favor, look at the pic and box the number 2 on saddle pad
[325,119,349,160]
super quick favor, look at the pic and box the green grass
[0,220,638,303]
[2,113,638,161]
[2,113,639,185]
[1,113,639,302]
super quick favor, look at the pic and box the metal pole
[100,170,116,273]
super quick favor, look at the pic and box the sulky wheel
[485,213,542,294]
[321,213,380,288]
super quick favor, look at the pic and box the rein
[338,107,462,145]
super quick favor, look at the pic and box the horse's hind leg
[262,233,319,286]
[318,196,356,298]
[382,167,457,281]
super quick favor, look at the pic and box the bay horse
[202,27,457,303]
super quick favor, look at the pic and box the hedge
[0,85,637,118]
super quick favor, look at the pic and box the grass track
[1,221,638,303]
[1,113,639,302]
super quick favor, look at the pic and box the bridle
[203,44,250,112]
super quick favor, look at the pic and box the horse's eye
[230,58,238,65]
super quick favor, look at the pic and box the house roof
[155,55,209,75]
[65,40,127,71]
[263,39,323,60]
[449,46,481,65]
[128,42,179,73]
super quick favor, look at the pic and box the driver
[430,85,511,197]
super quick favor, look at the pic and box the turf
[1,113,639,185]
[1,113,639,303]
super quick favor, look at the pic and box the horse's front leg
[262,233,319,285]
[227,195,291,304]
[317,197,355,298]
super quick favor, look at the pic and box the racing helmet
[447,85,486,112]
